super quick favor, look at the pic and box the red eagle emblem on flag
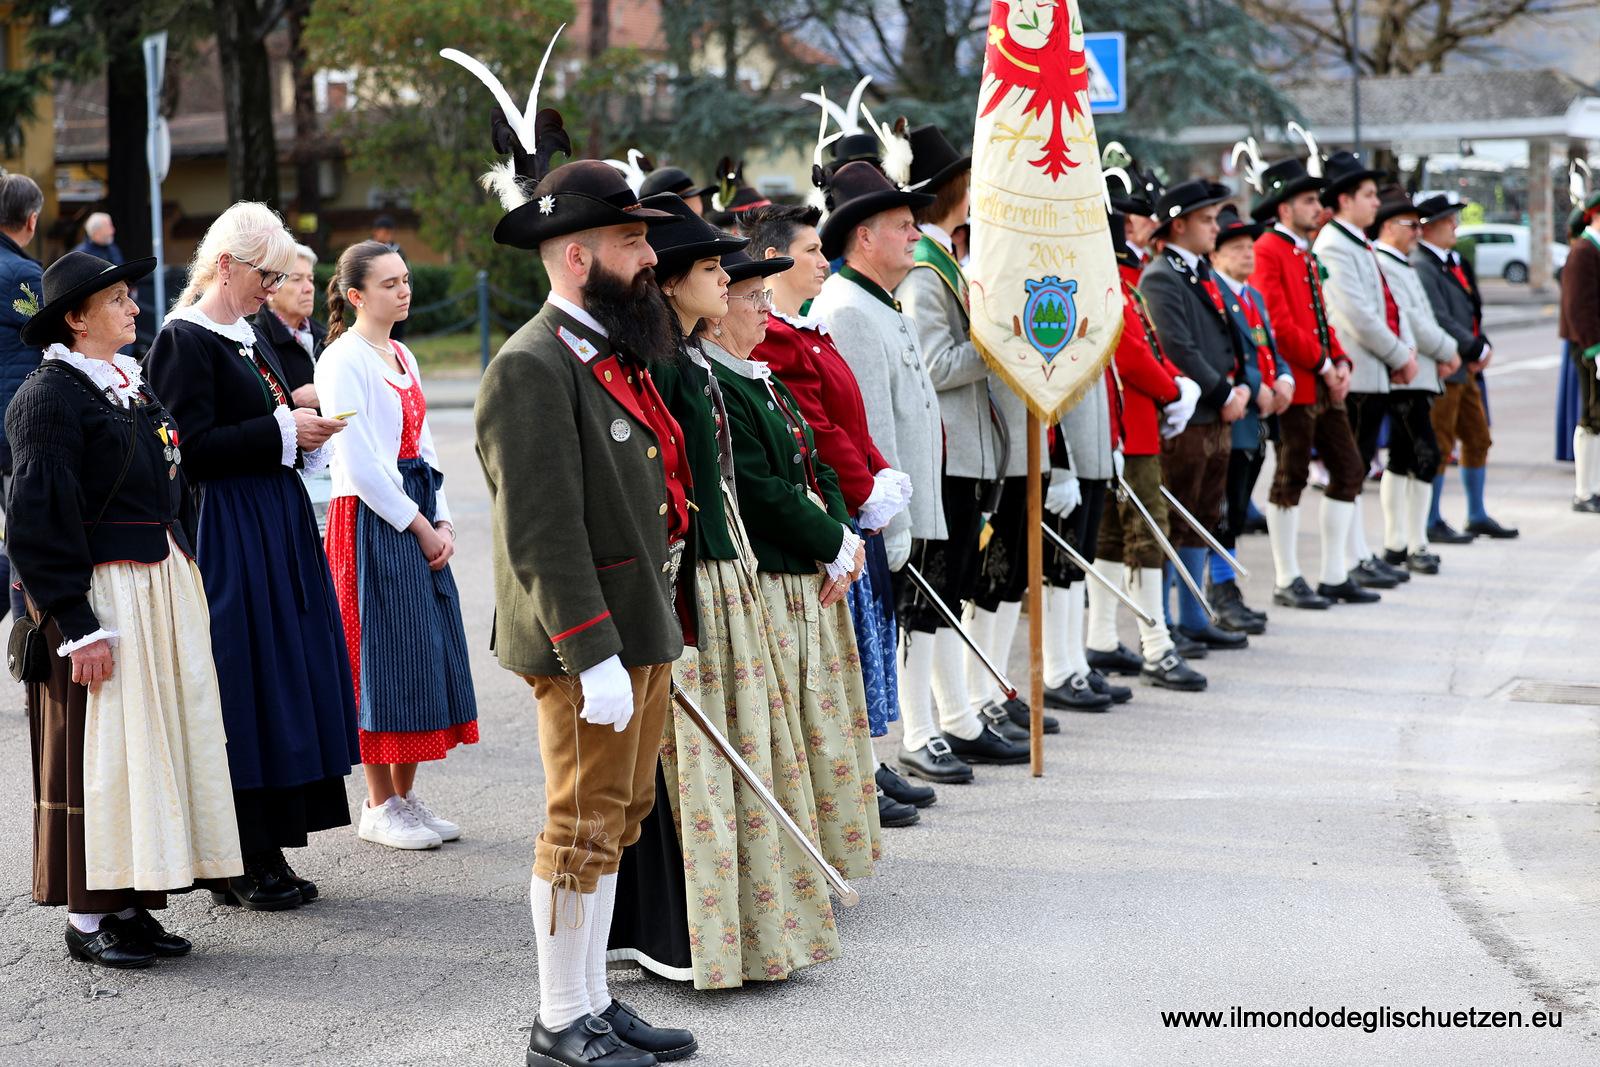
[979,0,1091,180]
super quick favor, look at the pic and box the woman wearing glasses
[145,202,358,912]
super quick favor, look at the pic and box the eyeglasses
[729,288,774,311]
[1393,219,1420,230]
[234,256,288,290]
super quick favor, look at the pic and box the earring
[663,288,674,297]
[713,325,723,337]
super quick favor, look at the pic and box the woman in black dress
[145,201,359,910]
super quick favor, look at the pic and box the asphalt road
[1,321,1596,1066]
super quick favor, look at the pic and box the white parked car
[1456,224,1568,284]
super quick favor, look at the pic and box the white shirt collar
[1418,238,1453,262]
[1167,243,1202,271]
[1127,241,1148,262]
[547,292,608,338]
[1273,222,1308,250]
[43,344,144,407]
[1332,217,1370,246]
[773,308,829,335]
[918,222,954,253]
[1374,240,1407,260]
[1216,270,1247,296]
[165,302,258,345]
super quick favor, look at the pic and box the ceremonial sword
[1158,485,1250,579]
[902,563,1018,701]
[1114,474,1217,624]
[1038,523,1158,626]
[670,686,860,908]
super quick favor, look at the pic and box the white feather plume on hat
[605,148,652,195]
[1231,137,1266,194]
[1571,159,1592,206]
[1286,121,1323,178]
[441,24,565,212]
[860,105,914,189]
[801,75,871,138]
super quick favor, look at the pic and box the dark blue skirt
[848,530,900,737]
[1557,341,1579,461]
[353,458,477,734]
[197,468,359,791]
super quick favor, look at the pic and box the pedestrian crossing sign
[1083,32,1126,115]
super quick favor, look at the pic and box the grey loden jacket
[1374,244,1457,394]
[1313,219,1414,394]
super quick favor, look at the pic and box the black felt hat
[494,159,678,250]
[1214,203,1264,247]
[1250,158,1326,222]
[907,124,970,193]
[1319,151,1386,207]
[832,132,882,169]
[1413,193,1467,226]
[720,247,794,284]
[1152,179,1233,237]
[818,161,935,260]
[639,166,716,202]
[21,252,156,348]
[1372,186,1423,233]
[642,193,749,278]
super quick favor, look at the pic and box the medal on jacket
[158,423,181,477]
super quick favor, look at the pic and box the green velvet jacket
[649,347,739,562]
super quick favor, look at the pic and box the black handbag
[7,393,142,684]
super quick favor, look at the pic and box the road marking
[1483,354,1564,378]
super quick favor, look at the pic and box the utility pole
[1351,1,1363,155]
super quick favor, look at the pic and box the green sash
[912,235,969,327]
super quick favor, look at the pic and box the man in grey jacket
[1369,186,1460,573]
[1312,152,1417,591]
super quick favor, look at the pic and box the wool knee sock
[585,872,618,1013]
[1406,476,1433,553]
[986,599,1023,700]
[1319,497,1354,586]
[1379,473,1406,554]
[1461,465,1489,524]
[1347,495,1373,564]
[1584,430,1600,498]
[1065,582,1091,678]
[1042,585,1075,689]
[933,626,981,738]
[1131,567,1175,662]
[1084,561,1125,653]
[531,872,594,1030]
[961,606,997,713]
[1209,550,1235,588]
[1174,547,1211,631]
[68,911,114,933]
[1576,428,1594,499]
[1266,504,1301,587]
[1428,473,1445,528]
[897,630,940,752]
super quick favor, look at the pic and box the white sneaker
[404,790,460,842]
[359,795,442,850]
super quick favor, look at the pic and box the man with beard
[470,95,698,1063]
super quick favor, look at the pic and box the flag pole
[1027,415,1045,776]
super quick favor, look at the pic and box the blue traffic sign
[1083,32,1126,115]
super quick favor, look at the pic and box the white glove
[1044,467,1081,517]
[858,469,910,532]
[1112,448,1125,479]
[884,526,913,572]
[886,469,914,504]
[824,526,864,582]
[1162,376,1202,439]
[577,654,634,733]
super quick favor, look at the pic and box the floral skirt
[758,570,880,881]
[660,558,840,989]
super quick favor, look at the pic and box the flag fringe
[970,314,1123,425]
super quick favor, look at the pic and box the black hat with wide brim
[1214,203,1265,246]
[1372,187,1423,231]
[639,166,717,202]
[21,252,156,348]
[907,124,970,194]
[1151,179,1234,238]
[818,161,935,260]
[494,159,678,250]
[1250,158,1326,222]
[720,248,794,285]
[1413,194,1467,226]
[1319,151,1386,208]
[642,193,749,278]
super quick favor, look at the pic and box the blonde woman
[145,202,358,911]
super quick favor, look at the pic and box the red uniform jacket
[1250,228,1349,405]
[752,313,891,514]
[1114,260,1182,456]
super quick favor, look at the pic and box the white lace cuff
[58,628,119,657]
[272,406,298,467]
[301,443,331,474]
[824,526,863,582]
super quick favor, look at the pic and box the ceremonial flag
[968,0,1122,422]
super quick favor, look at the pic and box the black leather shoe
[210,855,304,911]
[1042,673,1112,712]
[598,1000,695,1062]
[526,1014,657,1067]
[1465,516,1518,539]
[1002,696,1058,735]
[1348,559,1399,589]
[979,701,1030,742]
[127,908,191,958]
[1427,520,1475,544]
[942,725,1029,765]
[898,738,974,784]
[876,762,935,808]
[1175,623,1248,650]
[1405,552,1439,575]
[1209,581,1265,634]
[876,789,920,827]
[1086,643,1143,676]
[1572,495,1600,514]
[268,848,318,903]
[1317,579,1380,604]
[1141,652,1206,691]
[1370,555,1410,583]
[1085,669,1132,704]
[1173,633,1208,660]
[65,916,155,969]
[1273,577,1331,610]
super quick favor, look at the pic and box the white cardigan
[314,332,451,531]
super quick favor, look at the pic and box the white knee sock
[933,626,981,738]
[987,600,1023,699]
[961,606,998,712]
[1065,582,1091,678]
[1319,497,1354,586]
[1085,561,1125,653]
[1347,495,1372,565]
[1131,567,1174,662]
[531,872,594,1030]
[68,911,115,933]
[1042,585,1075,689]
[1266,504,1301,587]
[1588,432,1600,498]
[897,630,939,752]
[1379,474,1406,554]
[1406,476,1433,553]
[585,872,618,1014]
[1578,427,1600,499]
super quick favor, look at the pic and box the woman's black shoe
[876,762,936,808]
[128,908,191,957]
[65,916,155,969]
[269,848,318,903]
[210,856,304,911]
[876,789,920,827]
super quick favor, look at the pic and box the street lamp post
[1351,1,1362,155]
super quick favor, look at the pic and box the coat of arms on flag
[968,0,1122,422]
